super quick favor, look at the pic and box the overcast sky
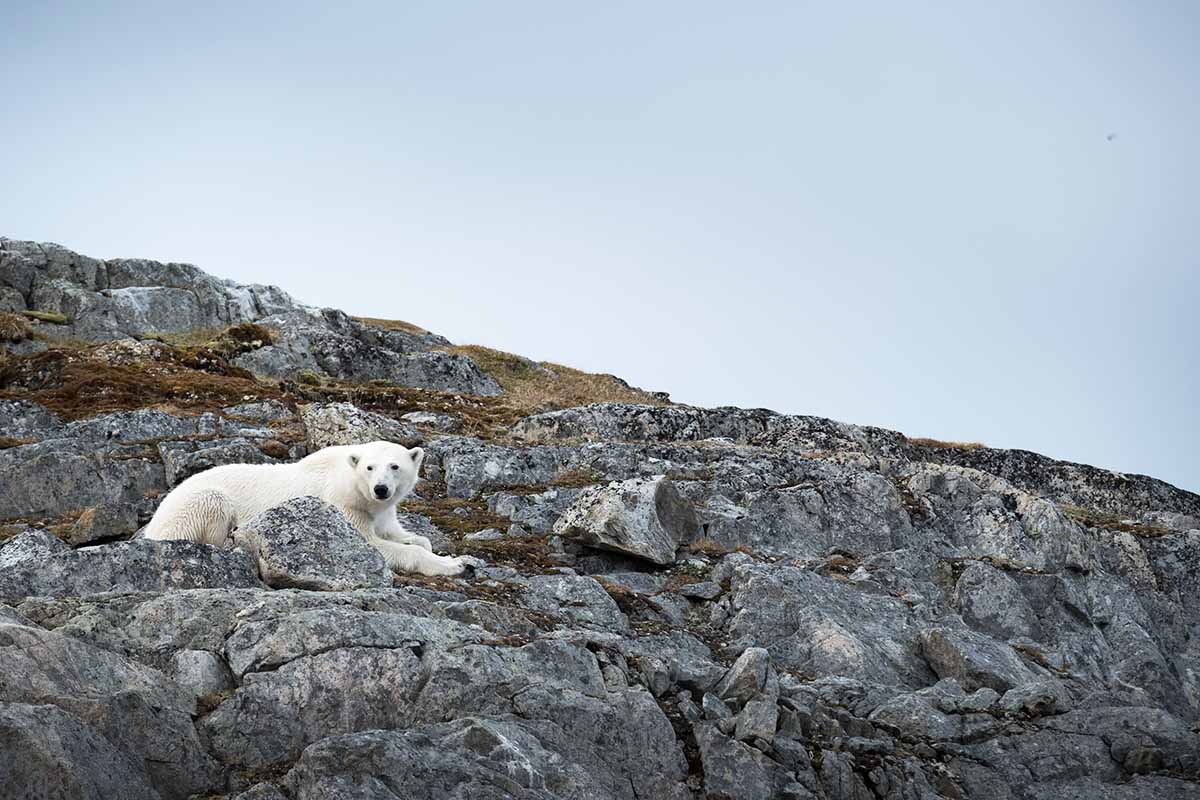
[3,2,1197,492]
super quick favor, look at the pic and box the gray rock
[998,681,1069,717]
[619,631,725,691]
[735,697,779,741]
[235,314,501,395]
[436,438,582,499]
[553,476,696,565]
[231,784,288,800]
[490,486,585,534]
[402,409,462,432]
[0,702,160,800]
[159,437,273,487]
[727,564,932,688]
[63,501,141,545]
[170,649,235,701]
[511,403,777,445]
[521,574,629,631]
[920,626,1039,693]
[959,687,1001,713]
[0,399,63,440]
[0,618,222,798]
[224,605,481,677]
[704,692,734,720]
[868,691,960,742]
[300,401,421,449]
[695,722,811,800]
[234,497,392,591]
[0,537,262,603]
[716,647,772,708]
[0,527,68,570]
[286,712,688,800]
[0,438,166,518]
[223,399,294,422]
[679,580,722,599]
[954,560,1040,639]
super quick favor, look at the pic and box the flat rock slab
[234,496,392,591]
[553,475,697,565]
[0,530,262,603]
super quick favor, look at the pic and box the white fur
[142,488,238,546]
[144,440,470,576]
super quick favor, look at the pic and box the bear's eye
[366,465,374,471]
[390,464,399,470]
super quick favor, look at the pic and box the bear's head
[346,440,424,507]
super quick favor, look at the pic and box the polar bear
[144,440,472,576]
[142,488,239,546]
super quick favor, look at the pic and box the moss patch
[20,310,70,325]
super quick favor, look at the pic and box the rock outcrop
[1,237,1198,799]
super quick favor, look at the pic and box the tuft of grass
[443,344,668,413]
[906,436,986,450]
[354,316,431,335]
[0,312,34,342]
[20,310,70,325]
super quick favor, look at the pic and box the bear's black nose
[374,485,390,499]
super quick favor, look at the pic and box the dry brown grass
[906,436,987,450]
[354,316,432,335]
[683,537,756,558]
[401,496,511,536]
[444,344,667,413]
[1060,505,1170,538]
[0,312,34,342]
[0,344,283,420]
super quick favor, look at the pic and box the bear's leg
[371,539,466,577]
[374,513,434,551]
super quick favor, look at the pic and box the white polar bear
[144,440,471,576]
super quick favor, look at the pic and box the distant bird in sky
[1106,133,1118,141]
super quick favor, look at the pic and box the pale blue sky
[2,2,1197,491]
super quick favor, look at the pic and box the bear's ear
[410,447,425,472]
[347,453,360,468]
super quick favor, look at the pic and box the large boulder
[233,496,392,591]
[553,476,697,565]
[0,618,223,798]
[0,702,160,800]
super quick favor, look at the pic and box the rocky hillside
[0,236,1197,800]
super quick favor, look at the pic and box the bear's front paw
[455,555,487,572]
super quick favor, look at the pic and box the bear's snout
[373,485,391,500]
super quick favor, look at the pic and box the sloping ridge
[1,237,1198,800]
